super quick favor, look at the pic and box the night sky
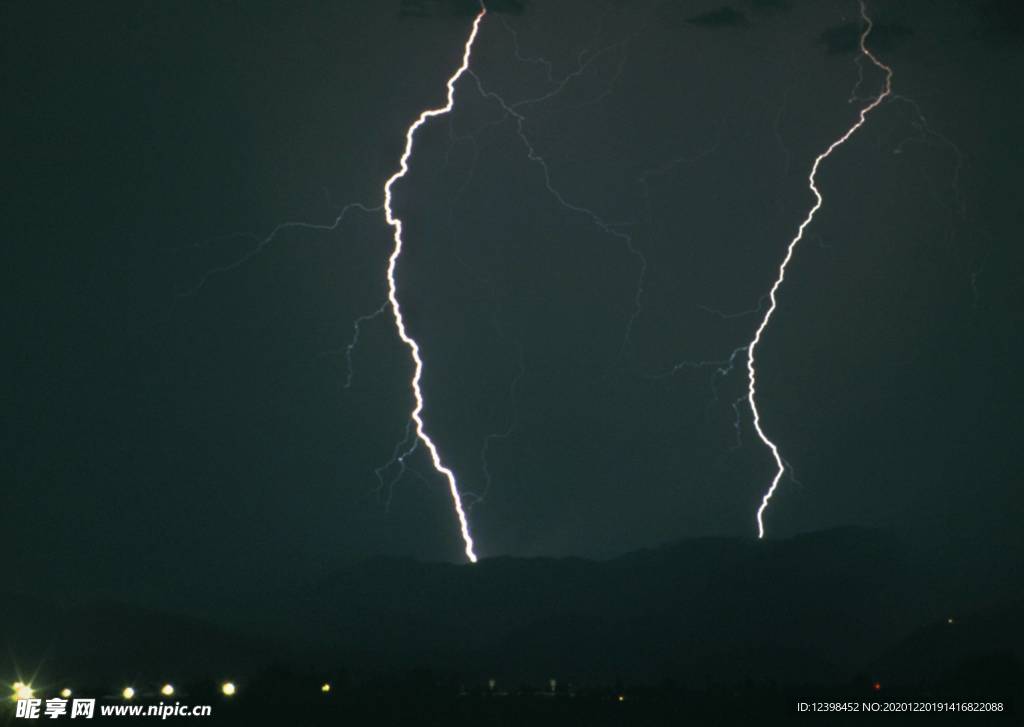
[4,0,1022,614]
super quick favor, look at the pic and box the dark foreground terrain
[3,528,1021,724]
[2,678,1018,726]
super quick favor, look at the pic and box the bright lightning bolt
[382,6,487,563]
[748,0,893,539]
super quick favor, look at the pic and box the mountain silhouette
[4,526,1019,693]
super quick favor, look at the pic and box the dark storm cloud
[749,0,790,15]
[971,0,1024,43]
[685,6,749,28]
[399,0,525,18]
[659,0,789,31]
[818,20,913,54]
[484,0,526,14]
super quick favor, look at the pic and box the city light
[122,687,135,700]
[320,683,331,693]
[161,684,175,697]
[60,688,72,699]
[221,682,236,697]
[12,683,34,701]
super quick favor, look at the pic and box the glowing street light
[161,684,175,697]
[12,682,34,701]
[60,688,72,699]
[220,682,235,697]
[122,687,135,700]
[320,683,331,693]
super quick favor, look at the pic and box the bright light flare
[382,6,486,563]
[12,683,34,701]
[221,682,236,697]
[320,683,331,693]
[122,687,135,700]
[747,0,893,538]
[161,684,175,697]
[60,688,72,699]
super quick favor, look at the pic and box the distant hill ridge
[3,527,1019,687]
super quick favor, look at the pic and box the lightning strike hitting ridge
[383,6,486,563]
[748,0,893,539]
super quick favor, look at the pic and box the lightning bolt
[748,0,893,539]
[382,6,487,563]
